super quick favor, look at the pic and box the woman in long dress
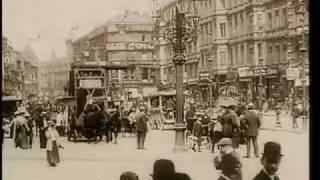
[11,111,30,149]
[45,120,62,166]
[39,112,48,149]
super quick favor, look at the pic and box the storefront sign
[266,68,278,75]
[286,68,300,80]
[106,42,126,50]
[127,42,154,50]
[294,77,309,87]
[80,79,102,88]
[238,67,254,77]
[199,72,210,81]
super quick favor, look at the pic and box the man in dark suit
[136,106,148,149]
[253,141,283,180]
[192,115,203,152]
[243,103,261,158]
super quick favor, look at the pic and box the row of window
[110,68,158,81]
[266,7,288,31]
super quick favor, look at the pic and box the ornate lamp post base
[173,123,187,153]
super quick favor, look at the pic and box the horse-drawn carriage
[145,90,190,131]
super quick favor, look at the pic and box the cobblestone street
[3,128,308,180]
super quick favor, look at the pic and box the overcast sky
[2,0,153,61]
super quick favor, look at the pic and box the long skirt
[47,141,60,166]
[39,129,47,149]
[15,126,29,149]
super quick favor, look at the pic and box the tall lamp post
[257,17,264,122]
[152,0,201,152]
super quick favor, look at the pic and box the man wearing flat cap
[253,141,283,180]
[214,138,242,180]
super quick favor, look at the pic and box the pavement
[2,127,309,180]
[260,110,308,133]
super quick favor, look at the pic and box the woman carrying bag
[45,120,63,166]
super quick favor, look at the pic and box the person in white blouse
[56,107,65,137]
[45,120,63,166]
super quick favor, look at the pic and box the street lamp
[257,17,264,122]
[152,0,201,152]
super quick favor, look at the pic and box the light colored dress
[45,128,60,165]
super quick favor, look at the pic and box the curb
[260,127,305,134]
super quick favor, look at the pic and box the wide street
[2,126,308,180]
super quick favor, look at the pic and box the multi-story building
[38,55,70,100]
[69,10,159,100]
[155,0,309,104]
[2,36,39,100]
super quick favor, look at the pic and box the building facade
[69,10,160,100]
[155,0,309,104]
[2,37,39,100]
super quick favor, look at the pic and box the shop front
[226,70,239,97]
[238,67,254,103]
[265,67,281,101]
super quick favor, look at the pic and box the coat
[192,120,202,137]
[135,112,148,133]
[243,110,261,136]
[215,151,242,180]
[45,128,60,151]
[253,170,280,180]
[221,113,237,137]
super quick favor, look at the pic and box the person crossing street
[242,103,261,158]
[136,106,148,150]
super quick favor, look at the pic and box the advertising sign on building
[294,77,309,87]
[238,67,254,77]
[286,68,300,80]
[79,79,102,88]
[106,42,126,50]
[199,72,210,81]
[127,42,154,50]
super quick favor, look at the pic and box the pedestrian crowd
[119,139,283,180]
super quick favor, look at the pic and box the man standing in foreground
[136,106,148,149]
[243,103,261,158]
[253,141,283,180]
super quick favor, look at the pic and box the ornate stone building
[69,10,160,100]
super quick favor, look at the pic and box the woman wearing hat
[10,110,30,149]
[45,120,63,166]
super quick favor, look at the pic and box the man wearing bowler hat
[253,141,283,180]
[150,159,176,180]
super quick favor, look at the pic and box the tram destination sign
[79,79,102,88]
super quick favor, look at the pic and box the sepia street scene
[2,0,309,180]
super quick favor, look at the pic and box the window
[221,0,226,9]
[275,10,280,29]
[142,68,149,80]
[141,35,145,41]
[268,12,272,30]
[240,14,244,34]
[282,8,287,27]
[130,68,135,80]
[241,45,244,64]
[268,45,273,63]
[276,45,280,62]
[220,51,227,65]
[151,69,156,81]
[220,23,226,37]
[282,43,287,62]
